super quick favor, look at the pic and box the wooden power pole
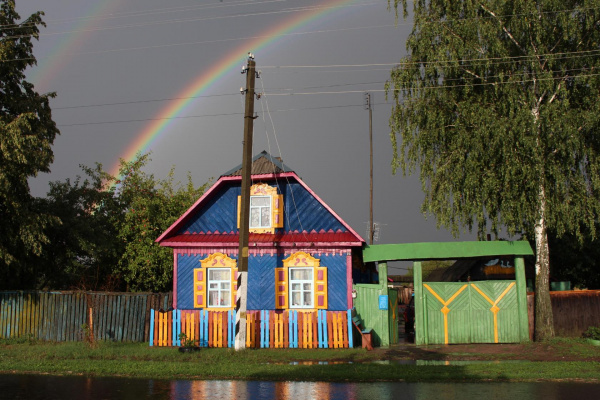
[235,54,257,350]
[365,92,374,245]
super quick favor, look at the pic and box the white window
[207,268,231,307]
[289,267,313,308]
[250,195,271,228]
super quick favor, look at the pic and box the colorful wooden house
[154,151,365,347]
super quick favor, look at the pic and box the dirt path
[369,340,600,362]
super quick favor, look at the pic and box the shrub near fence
[0,291,172,342]
[150,309,353,349]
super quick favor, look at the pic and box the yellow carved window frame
[193,253,238,310]
[275,251,328,310]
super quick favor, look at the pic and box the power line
[50,81,387,111]
[55,102,388,128]
[262,49,600,69]
[5,3,598,32]
[3,28,598,70]
[2,1,377,38]
[37,0,293,26]
[0,24,397,62]
[52,92,240,110]
[48,63,595,112]
[52,69,600,127]
[263,72,600,96]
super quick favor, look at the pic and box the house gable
[157,173,362,244]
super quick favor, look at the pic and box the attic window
[237,183,283,234]
[250,196,271,228]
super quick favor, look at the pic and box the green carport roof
[362,241,534,262]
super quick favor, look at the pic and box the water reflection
[0,375,598,400]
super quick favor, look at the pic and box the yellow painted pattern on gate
[471,282,515,343]
[423,284,468,344]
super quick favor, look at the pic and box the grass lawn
[0,338,599,382]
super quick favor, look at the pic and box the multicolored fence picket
[149,309,353,349]
[149,309,235,348]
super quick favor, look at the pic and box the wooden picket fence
[0,291,172,342]
[149,309,235,348]
[150,309,353,349]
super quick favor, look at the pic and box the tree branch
[480,4,526,54]
[441,23,485,55]
[548,81,564,104]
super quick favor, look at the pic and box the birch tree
[387,0,600,339]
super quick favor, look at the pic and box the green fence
[422,281,520,344]
[352,263,399,347]
[0,291,172,342]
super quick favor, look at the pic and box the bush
[582,326,600,340]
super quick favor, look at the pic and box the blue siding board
[177,181,348,235]
[319,254,348,311]
[179,186,239,234]
[247,255,277,310]
[282,183,345,233]
[177,254,203,310]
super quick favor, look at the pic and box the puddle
[373,360,525,366]
[272,360,524,366]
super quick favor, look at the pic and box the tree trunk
[534,185,555,341]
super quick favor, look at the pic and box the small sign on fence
[379,295,388,310]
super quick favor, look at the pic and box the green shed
[362,241,533,345]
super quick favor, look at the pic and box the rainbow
[29,0,121,93]
[109,0,358,181]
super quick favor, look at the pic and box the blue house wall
[178,181,346,235]
[176,251,348,311]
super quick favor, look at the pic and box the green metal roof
[362,241,534,262]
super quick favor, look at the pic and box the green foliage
[113,153,209,292]
[0,1,59,288]
[178,333,197,348]
[388,0,600,239]
[547,226,600,289]
[387,0,600,339]
[27,164,125,290]
[582,326,600,340]
[11,152,207,291]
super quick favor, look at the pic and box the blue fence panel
[148,310,155,346]
[347,309,353,348]
[228,310,235,348]
[289,310,297,348]
[260,310,269,348]
[318,310,329,348]
[199,310,208,347]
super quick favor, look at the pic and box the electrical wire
[52,92,240,110]
[258,72,308,238]
[262,49,600,69]
[1,1,377,38]
[263,72,600,96]
[0,24,397,63]
[48,64,595,112]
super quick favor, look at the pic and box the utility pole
[365,92,374,245]
[235,53,257,350]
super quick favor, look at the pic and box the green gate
[423,281,520,344]
[362,241,533,345]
